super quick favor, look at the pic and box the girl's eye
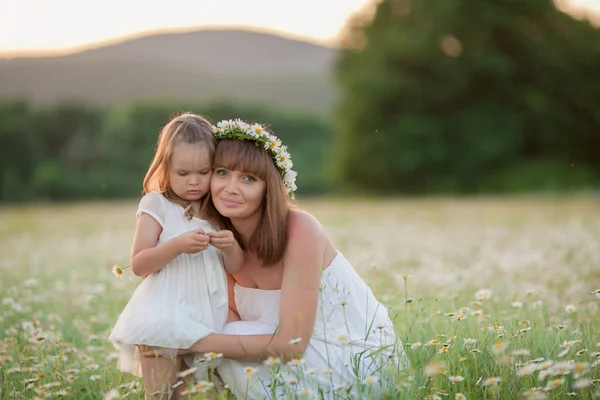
[178,172,188,176]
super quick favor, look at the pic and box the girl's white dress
[215,252,408,400]
[109,192,228,377]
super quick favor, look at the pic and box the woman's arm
[221,240,244,274]
[187,212,326,362]
[209,230,244,274]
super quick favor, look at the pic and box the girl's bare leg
[139,346,182,400]
[176,364,228,400]
[174,370,194,399]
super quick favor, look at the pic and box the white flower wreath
[213,119,298,198]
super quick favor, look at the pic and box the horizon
[0,0,368,59]
[0,26,338,59]
[1,0,599,59]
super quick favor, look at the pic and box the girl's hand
[208,230,237,253]
[176,229,209,254]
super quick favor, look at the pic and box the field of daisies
[1,195,599,399]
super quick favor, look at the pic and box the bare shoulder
[286,209,335,262]
[288,209,325,240]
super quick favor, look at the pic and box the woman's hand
[208,230,237,253]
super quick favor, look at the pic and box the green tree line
[0,101,331,202]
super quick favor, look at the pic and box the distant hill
[0,29,337,113]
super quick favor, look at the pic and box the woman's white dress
[216,252,408,399]
[109,192,229,377]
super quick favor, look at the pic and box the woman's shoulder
[288,209,321,230]
[285,209,336,269]
[287,209,328,244]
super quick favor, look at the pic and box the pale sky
[1,0,599,57]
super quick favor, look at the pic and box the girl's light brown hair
[143,112,216,218]
[204,139,291,266]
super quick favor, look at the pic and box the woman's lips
[220,197,241,207]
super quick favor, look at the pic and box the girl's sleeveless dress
[109,192,228,377]
[215,252,408,399]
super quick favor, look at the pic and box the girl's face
[210,167,266,221]
[168,143,212,202]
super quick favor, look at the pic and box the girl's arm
[130,214,209,277]
[130,214,180,277]
[187,212,325,362]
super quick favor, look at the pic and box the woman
[178,119,407,398]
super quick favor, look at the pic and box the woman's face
[210,167,267,220]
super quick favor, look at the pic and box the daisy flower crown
[212,119,298,198]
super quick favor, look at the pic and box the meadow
[1,195,599,399]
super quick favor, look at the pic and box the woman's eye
[243,175,256,183]
[216,169,227,177]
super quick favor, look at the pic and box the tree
[0,101,40,201]
[334,0,600,194]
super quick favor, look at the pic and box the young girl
[109,113,243,399]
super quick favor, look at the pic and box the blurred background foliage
[1,0,600,202]
[0,101,331,202]
[333,0,600,194]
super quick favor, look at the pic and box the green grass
[1,195,599,399]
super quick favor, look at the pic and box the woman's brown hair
[204,139,291,266]
[143,112,216,218]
